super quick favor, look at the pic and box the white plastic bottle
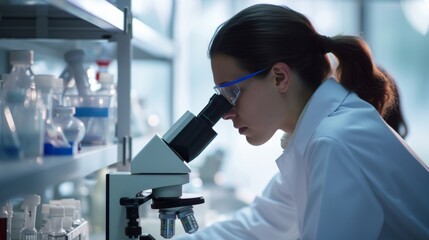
[47,206,66,240]
[60,199,82,227]
[19,194,40,240]
[0,50,45,159]
[62,206,74,233]
[38,204,52,240]
[11,212,24,240]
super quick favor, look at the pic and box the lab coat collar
[283,78,350,157]
[275,78,350,231]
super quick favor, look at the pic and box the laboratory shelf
[55,0,176,60]
[0,3,117,40]
[0,4,173,233]
[47,0,125,33]
[0,144,117,203]
[0,0,174,60]
[0,135,152,203]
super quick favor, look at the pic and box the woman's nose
[222,107,237,120]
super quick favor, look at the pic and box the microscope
[106,94,233,239]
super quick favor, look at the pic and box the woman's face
[211,54,289,146]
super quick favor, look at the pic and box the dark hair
[209,4,396,117]
[379,68,408,138]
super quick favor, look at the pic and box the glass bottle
[52,107,85,149]
[34,75,70,155]
[0,50,45,160]
[96,73,117,143]
[51,77,63,107]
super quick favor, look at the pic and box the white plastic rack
[66,220,90,240]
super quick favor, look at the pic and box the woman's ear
[271,62,291,92]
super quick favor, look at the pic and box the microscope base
[106,172,189,240]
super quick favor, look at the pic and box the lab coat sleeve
[173,172,299,240]
[302,136,383,240]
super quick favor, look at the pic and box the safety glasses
[213,68,267,105]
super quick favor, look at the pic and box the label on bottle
[0,218,7,240]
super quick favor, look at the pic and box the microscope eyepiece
[198,94,233,127]
[166,94,233,162]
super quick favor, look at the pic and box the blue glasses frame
[214,68,267,88]
[213,68,268,104]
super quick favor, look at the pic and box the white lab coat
[175,78,429,240]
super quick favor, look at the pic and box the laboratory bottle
[0,50,45,160]
[96,72,117,143]
[97,73,116,97]
[5,202,12,240]
[52,78,63,107]
[60,199,82,227]
[0,91,26,159]
[73,200,83,227]
[95,59,110,81]
[19,194,40,240]
[38,204,52,240]
[47,201,61,206]
[47,206,66,240]
[59,49,91,96]
[62,206,74,233]
[52,107,85,149]
[11,212,24,240]
[34,75,70,155]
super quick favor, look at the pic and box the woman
[176,4,429,240]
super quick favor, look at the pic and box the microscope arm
[132,93,233,174]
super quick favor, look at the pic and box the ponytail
[326,35,396,117]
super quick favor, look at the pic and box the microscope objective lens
[180,214,199,234]
[177,207,199,234]
[159,210,176,239]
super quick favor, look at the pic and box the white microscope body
[107,94,232,239]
